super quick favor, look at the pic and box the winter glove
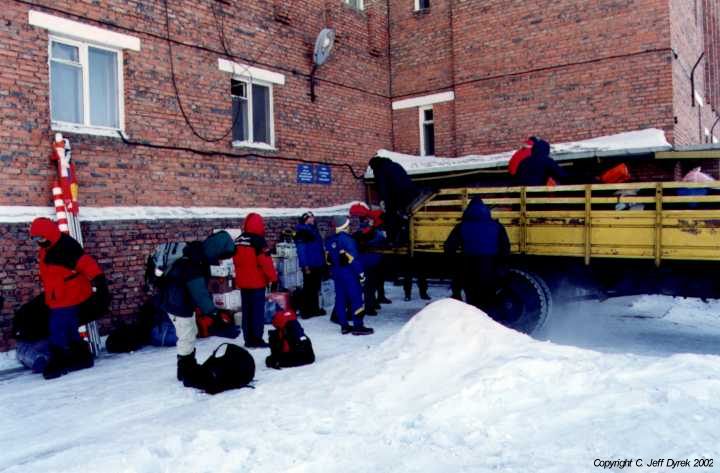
[359,272,366,287]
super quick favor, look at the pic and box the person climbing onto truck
[294,211,326,319]
[368,156,420,243]
[234,213,278,348]
[325,215,373,335]
[29,217,110,380]
[514,138,567,186]
[444,197,510,315]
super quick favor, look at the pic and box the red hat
[29,217,61,245]
[349,202,370,218]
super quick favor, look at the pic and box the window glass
[89,47,119,128]
[424,122,435,156]
[231,80,248,142]
[51,57,83,124]
[52,42,80,62]
[252,84,271,144]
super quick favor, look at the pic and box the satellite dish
[313,28,335,66]
[309,28,335,102]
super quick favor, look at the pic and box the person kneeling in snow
[30,217,110,380]
[157,231,236,388]
[325,215,373,335]
[265,308,315,369]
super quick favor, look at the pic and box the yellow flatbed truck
[396,181,720,332]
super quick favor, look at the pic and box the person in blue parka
[444,197,510,313]
[325,215,374,336]
[294,211,326,319]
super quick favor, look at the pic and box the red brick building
[0,0,718,349]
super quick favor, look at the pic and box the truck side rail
[411,181,720,265]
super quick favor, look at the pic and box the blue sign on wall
[315,165,332,185]
[297,164,314,184]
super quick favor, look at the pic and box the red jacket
[233,213,278,289]
[508,137,536,176]
[31,218,103,309]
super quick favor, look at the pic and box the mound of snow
[2,295,720,473]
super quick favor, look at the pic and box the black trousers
[301,267,322,316]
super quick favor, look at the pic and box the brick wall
[389,0,684,155]
[0,0,391,208]
[671,0,720,145]
[0,215,337,352]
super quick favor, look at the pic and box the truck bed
[411,181,720,265]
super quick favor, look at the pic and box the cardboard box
[212,290,242,310]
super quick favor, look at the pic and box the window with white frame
[343,0,364,11]
[231,78,274,147]
[49,36,123,131]
[414,0,430,11]
[420,106,435,156]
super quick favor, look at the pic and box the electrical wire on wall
[117,131,367,180]
[162,0,241,142]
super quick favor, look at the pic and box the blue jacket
[294,223,325,269]
[325,232,364,279]
[444,198,510,257]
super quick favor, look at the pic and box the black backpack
[198,343,255,395]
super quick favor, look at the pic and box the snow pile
[368,128,671,177]
[631,295,720,331]
[1,296,719,472]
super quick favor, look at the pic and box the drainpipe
[691,52,705,107]
[385,0,395,151]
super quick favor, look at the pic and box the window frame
[48,34,125,137]
[230,77,276,150]
[414,0,430,11]
[419,105,435,157]
[343,0,365,11]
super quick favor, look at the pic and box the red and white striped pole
[52,183,69,234]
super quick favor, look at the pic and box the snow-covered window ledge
[29,11,140,138]
[51,122,124,139]
[231,141,277,152]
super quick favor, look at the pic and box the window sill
[413,8,431,15]
[231,141,277,152]
[52,122,123,139]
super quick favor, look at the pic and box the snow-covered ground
[1,284,719,473]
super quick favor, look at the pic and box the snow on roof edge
[366,128,672,178]
[0,202,356,224]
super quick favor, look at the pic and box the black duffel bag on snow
[197,343,255,395]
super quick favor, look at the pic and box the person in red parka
[30,217,109,379]
[233,213,278,348]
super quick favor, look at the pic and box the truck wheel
[489,268,550,334]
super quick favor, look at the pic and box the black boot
[67,341,94,372]
[352,326,374,336]
[177,350,200,387]
[43,347,68,380]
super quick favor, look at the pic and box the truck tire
[489,268,550,334]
